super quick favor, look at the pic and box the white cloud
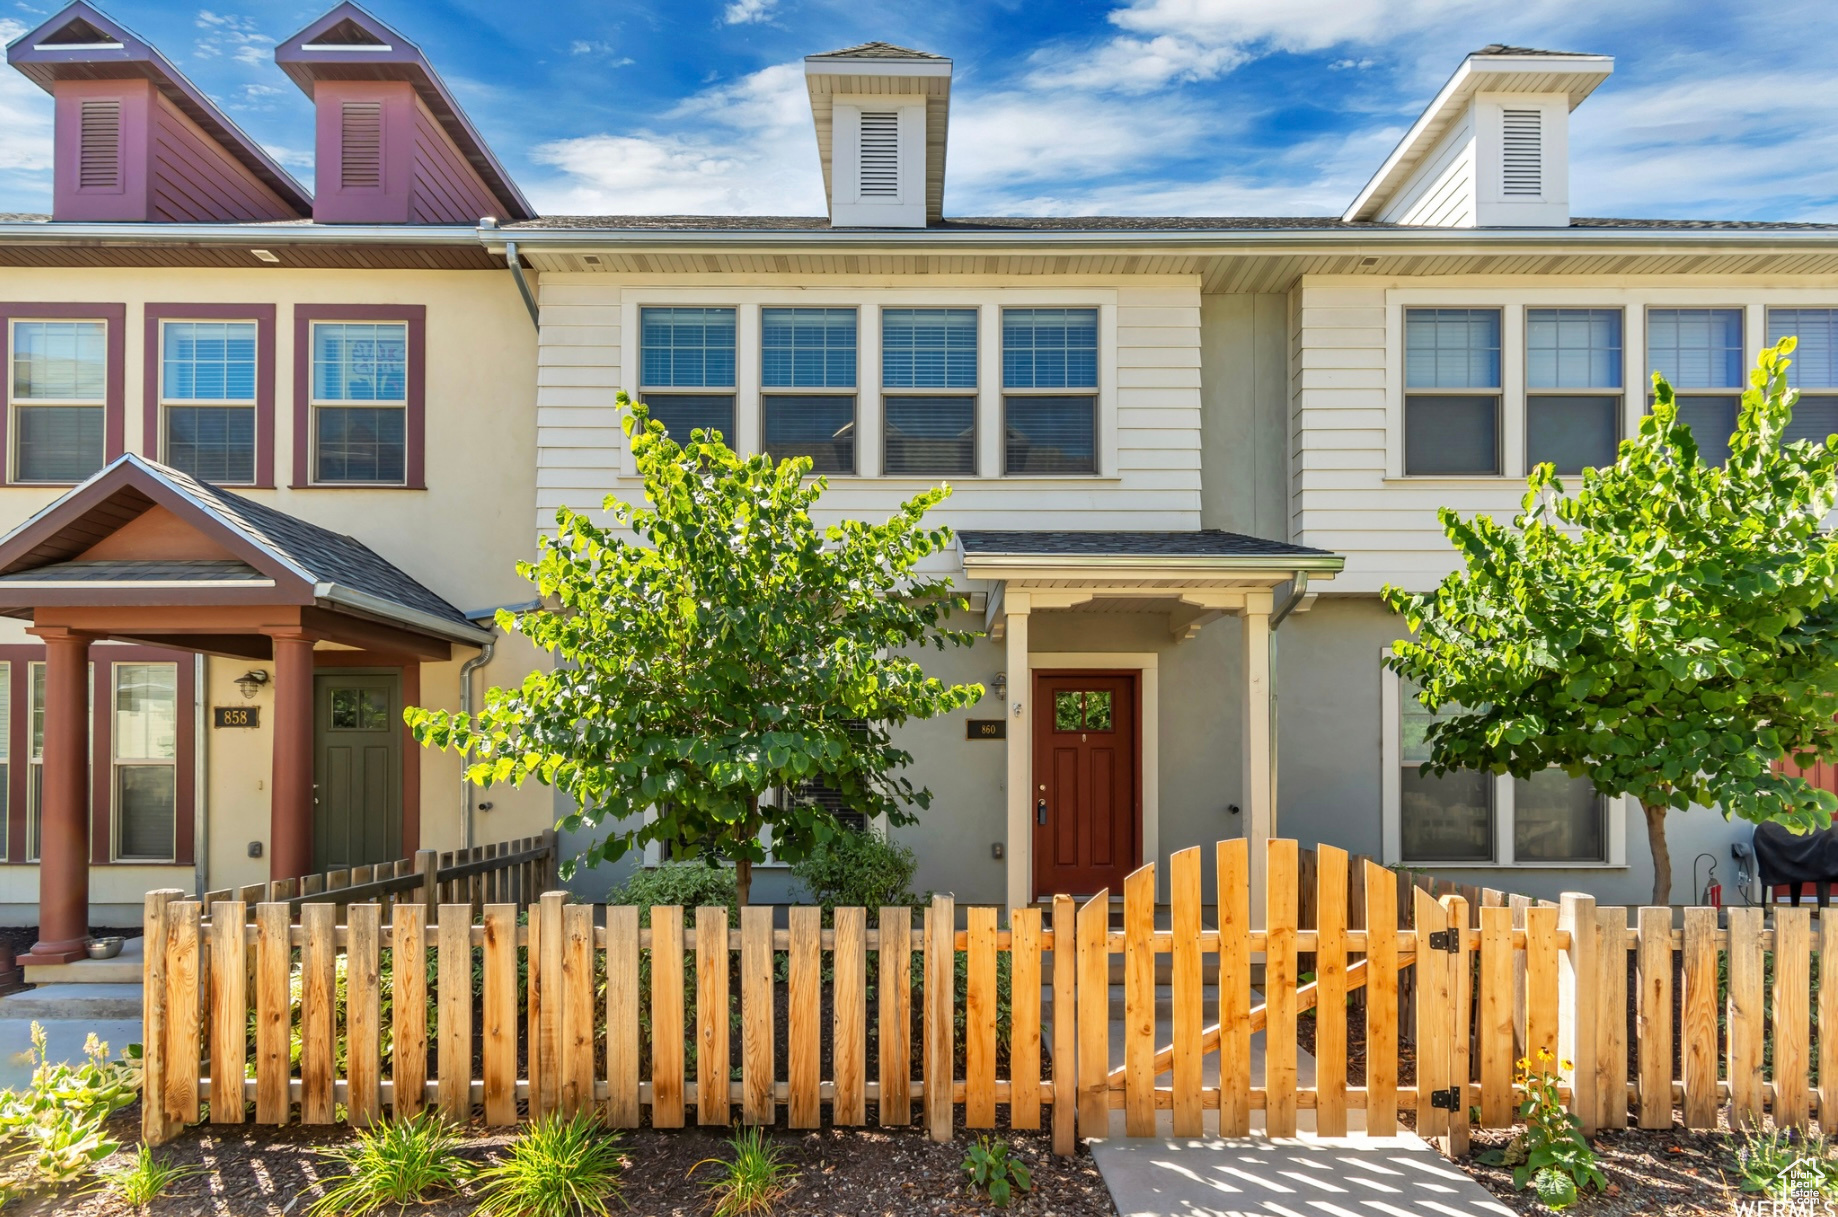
[723,0,777,25]
[193,9,273,67]
[0,18,53,180]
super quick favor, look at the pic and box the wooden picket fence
[141,835,1833,1152]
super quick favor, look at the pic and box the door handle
[1036,799,1048,826]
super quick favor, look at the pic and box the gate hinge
[1427,929,1461,953]
[1429,1087,1461,1111]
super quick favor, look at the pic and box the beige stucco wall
[0,265,550,917]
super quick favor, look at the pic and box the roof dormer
[6,2,311,222]
[804,42,951,229]
[1343,45,1613,228]
[275,3,533,225]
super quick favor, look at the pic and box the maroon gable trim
[143,304,277,488]
[0,302,127,486]
[290,305,427,490]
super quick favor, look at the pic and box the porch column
[268,630,316,880]
[1242,592,1273,925]
[1004,592,1031,913]
[23,627,93,964]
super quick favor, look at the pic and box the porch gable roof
[957,529,1344,583]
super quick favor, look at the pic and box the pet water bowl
[85,937,123,960]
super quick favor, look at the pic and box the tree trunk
[1642,801,1672,906]
[735,856,752,908]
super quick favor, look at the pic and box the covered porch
[959,531,1345,917]
[0,455,489,964]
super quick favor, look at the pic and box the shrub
[790,829,920,916]
[474,1112,625,1217]
[307,1111,473,1217]
[609,862,738,924]
[0,1022,141,1198]
[109,1145,201,1209]
[1736,1126,1838,1200]
[962,1136,1031,1207]
[693,1125,797,1217]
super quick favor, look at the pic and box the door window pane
[1405,308,1501,389]
[1404,395,1499,475]
[1003,308,1097,389]
[1513,770,1605,862]
[1004,396,1095,474]
[12,321,105,401]
[316,406,405,483]
[1673,396,1739,467]
[15,405,103,482]
[1769,308,1838,389]
[641,307,735,388]
[761,308,856,388]
[884,396,974,475]
[1648,308,1743,389]
[1527,308,1621,389]
[1053,690,1113,731]
[1400,679,1492,862]
[331,687,391,730]
[883,308,977,389]
[167,405,255,483]
[763,395,855,474]
[163,321,256,400]
[1527,395,1618,473]
[641,393,735,444]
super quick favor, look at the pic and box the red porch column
[22,627,93,964]
[267,630,316,880]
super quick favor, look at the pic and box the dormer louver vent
[858,111,899,198]
[1502,108,1542,197]
[340,101,383,189]
[77,99,120,189]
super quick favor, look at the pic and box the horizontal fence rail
[142,835,1833,1154]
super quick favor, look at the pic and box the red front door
[1032,671,1140,898]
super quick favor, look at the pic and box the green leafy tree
[407,394,981,904]
[1384,338,1838,904]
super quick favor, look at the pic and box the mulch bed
[18,1108,1117,1217]
[1456,1118,1757,1215]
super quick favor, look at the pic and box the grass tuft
[306,1111,474,1217]
[473,1112,625,1217]
[692,1125,797,1217]
[110,1145,202,1209]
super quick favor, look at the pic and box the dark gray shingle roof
[809,42,945,59]
[957,530,1336,560]
[1472,44,1601,57]
[0,559,266,583]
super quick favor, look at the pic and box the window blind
[640,307,736,388]
[761,308,856,388]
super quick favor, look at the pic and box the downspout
[458,637,496,850]
[1264,572,1309,833]
[1268,570,1309,632]
[502,237,539,331]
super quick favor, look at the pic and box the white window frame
[1000,306,1106,479]
[879,305,980,478]
[9,317,108,486]
[1396,304,1506,478]
[635,304,740,450]
[758,305,861,476]
[1379,651,1626,869]
[619,289,1119,482]
[1522,306,1624,475]
[159,318,260,486]
[309,319,409,487]
[110,661,179,864]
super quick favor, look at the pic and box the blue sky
[1,0,1835,221]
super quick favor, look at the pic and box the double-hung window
[1525,308,1622,474]
[761,307,857,474]
[112,663,177,861]
[1003,307,1097,474]
[639,306,736,444]
[11,320,106,484]
[1647,308,1743,466]
[162,321,256,484]
[1397,677,1493,862]
[1403,308,1501,475]
[311,322,407,484]
[882,308,977,475]
[27,661,90,863]
[1767,309,1838,446]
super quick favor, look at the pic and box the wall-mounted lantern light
[235,669,271,700]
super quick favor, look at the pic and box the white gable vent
[341,101,383,189]
[78,99,121,190]
[1502,108,1542,197]
[858,111,900,198]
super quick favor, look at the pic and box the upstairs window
[1525,308,1621,474]
[883,308,976,476]
[11,319,107,484]
[1003,308,1098,475]
[1403,308,1500,475]
[761,308,856,475]
[639,306,736,444]
[161,321,257,484]
[1648,308,1743,466]
[1768,308,1838,447]
[311,321,406,484]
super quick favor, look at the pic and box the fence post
[1558,893,1599,1135]
[1051,893,1077,1155]
[415,849,439,927]
[141,889,182,1145]
[924,893,955,1142]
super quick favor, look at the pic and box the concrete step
[22,936,142,985]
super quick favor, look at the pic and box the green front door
[313,671,402,871]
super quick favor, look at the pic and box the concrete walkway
[1090,1135,1513,1217]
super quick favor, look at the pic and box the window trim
[636,304,742,451]
[291,304,425,489]
[145,304,275,487]
[880,306,980,477]
[1,303,125,486]
[1522,306,1624,475]
[758,306,859,476]
[1642,304,1748,466]
[1380,652,1626,869]
[1400,305,1504,477]
[1000,306,1102,477]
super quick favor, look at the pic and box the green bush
[608,862,738,924]
[474,1112,624,1217]
[789,829,920,916]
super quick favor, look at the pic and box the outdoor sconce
[235,669,271,700]
[991,671,1007,704]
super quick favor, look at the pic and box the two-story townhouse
[0,2,550,965]
[494,41,1838,913]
